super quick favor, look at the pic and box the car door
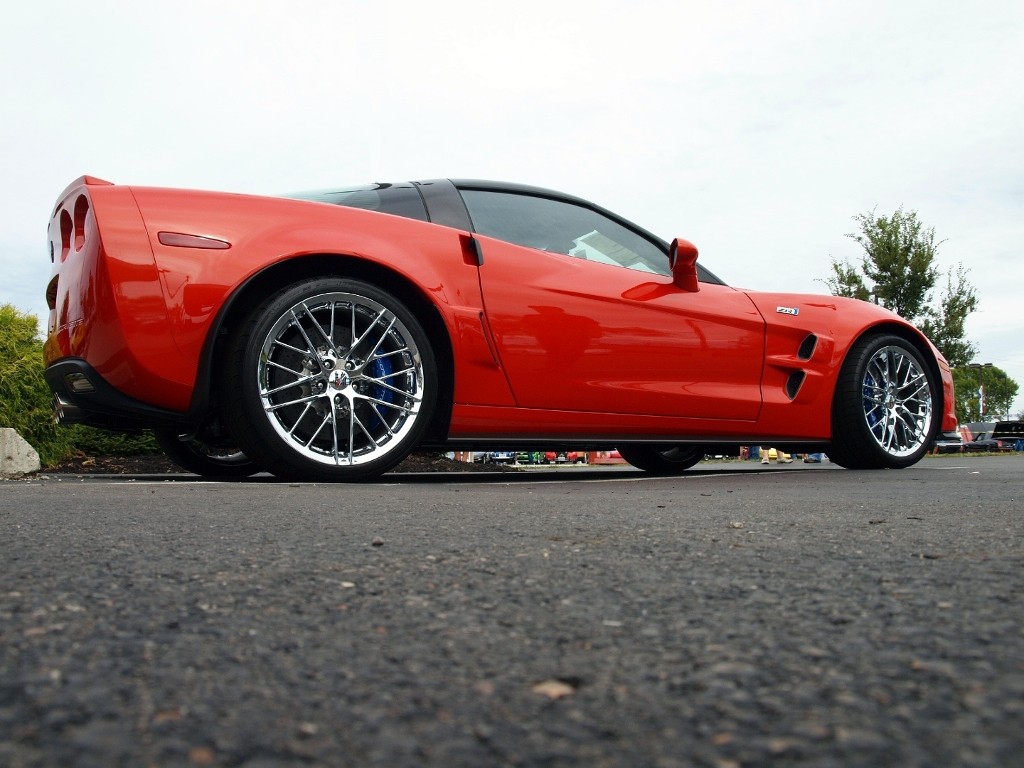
[460,188,766,420]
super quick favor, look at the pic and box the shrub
[0,304,158,466]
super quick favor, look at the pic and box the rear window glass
[288,183,428,221]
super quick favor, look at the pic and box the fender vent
[797,334,818,360]
[786,371,806,400]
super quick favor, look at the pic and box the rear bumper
[45,359,186,431]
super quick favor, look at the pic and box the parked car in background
[992,421,1024,451]
[544,451,586,464]
[964,432,1013,452]
[588,450,627,465]
[515,451,544,465]
[472,451,517,463]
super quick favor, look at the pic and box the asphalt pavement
[1,455,1022,767]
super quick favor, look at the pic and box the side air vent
[786,371,806,400]
[797,333,817,360]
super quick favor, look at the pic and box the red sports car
[44,176,957,480]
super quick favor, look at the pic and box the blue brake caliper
[367,356,395,430]
[863,371,881,438]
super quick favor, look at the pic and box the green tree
[952,365,1019,423]
[0,303,65,463]
[824,207,978,367]
[918,264,978,368]
[0,303,158,466]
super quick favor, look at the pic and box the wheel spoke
[297,299,336,350]
[271,338,311,357]
[357,392,416,415]
[265,358,307,377]
[286,403,316,438]
[351,408,381,446]
[363,316,399,362]
[288,307,323,356]
[265,390,324,412]
[349,307,390,353]
[345,399,356,465]
[361,373,422,401]
[262,372,319,397]
[302,412,333,449]
[329,403,341,465]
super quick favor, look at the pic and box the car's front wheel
[828,333,939,469]
[617,445,704,475]
[223,277,437,481]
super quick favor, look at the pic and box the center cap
[329,371,351,391]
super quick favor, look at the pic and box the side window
[460,190,670,276]
[289,184,428,221]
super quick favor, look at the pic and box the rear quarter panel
[45,182,192,409]
[47,183,510,414]
[129,187,509,409]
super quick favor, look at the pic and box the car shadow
[41,463,829,484]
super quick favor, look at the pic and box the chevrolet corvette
[44,176,957,480]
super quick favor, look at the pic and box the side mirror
[669,238,699,292]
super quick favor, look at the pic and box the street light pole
[968,362,993,421]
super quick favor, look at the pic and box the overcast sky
[3,0,1022,415]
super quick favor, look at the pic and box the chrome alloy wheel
[860,345,933,458]
[255,291,426,466]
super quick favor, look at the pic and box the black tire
[222,277,437,482]
[617,445,704,475]
[152,429,259,478]
[828,334,939,469]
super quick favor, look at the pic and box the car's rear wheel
[828,334,938,469]
[152,428,259,477]
[223,277,437,481]
[617,445,704,475]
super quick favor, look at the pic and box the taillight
[59,209,72,262]
[73,195,89,251]
[46,275,58,310]
[56,194,90,263]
